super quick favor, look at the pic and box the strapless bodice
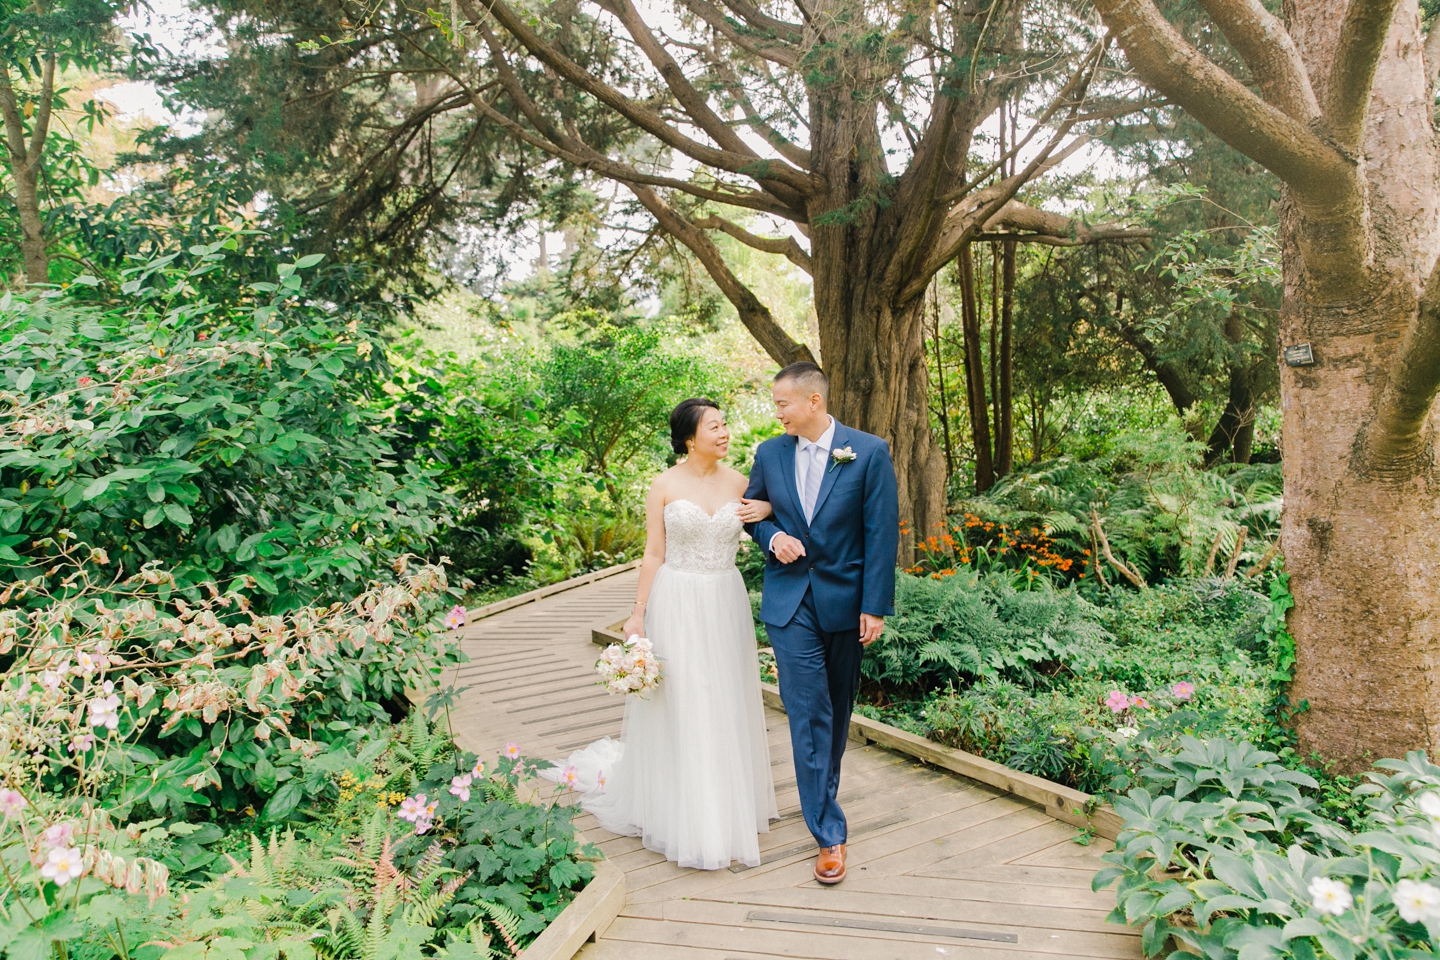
[662,499,743,574]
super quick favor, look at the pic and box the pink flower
[561,766,578,788]
[470,759,485,779]
[596,770,606,793]
[397,794,428,822]
[414,816,433,835]
[1171,681,1196,700]
[77,376,95,389]
[449,774,472,802]
[1129,695,1150,709]
[0,789,26,817]
[444,605,467,630]
[1104,690,1130,714]
[197,332,208,341]
[69,733,94,754]
[40,847,83,885]
[42,822,75,849]
[503,742,520,760]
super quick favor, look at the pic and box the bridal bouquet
[596,635,662,697]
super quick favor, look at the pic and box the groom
[743,361,899,885]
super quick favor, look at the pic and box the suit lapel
[809,422,849,525]
[775,434,804,523]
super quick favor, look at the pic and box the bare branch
[1326,0,1403,147]
[1223,527,1247,578]
[1191,0,1319,121]
[628,183,815,367]
[1092,510,1147,588]
[459,0,816,196]
[692,214,812,273]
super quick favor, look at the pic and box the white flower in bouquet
[596,635,662,697]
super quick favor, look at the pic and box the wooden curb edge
[518,857,625,960]
[592,620,1122,841]
[466,560,642,624]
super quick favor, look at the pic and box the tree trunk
[1204,309,1258,466]
[1276,0,1440,769]
[957,245,995,492]
[0,61,51,286]
[997,239,1016,474]
[928,282,956,483]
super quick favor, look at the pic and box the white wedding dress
[543,499,777,869]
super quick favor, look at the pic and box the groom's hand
[859,614,885,646]
[771,533,806,564]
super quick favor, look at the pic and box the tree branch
[676,0,800,67]
[628,183,815,367]
[1092,510,1147,588]
[460,0,815,196]
[26,53,56,166]
[1326,0,1403,147]
[465,24,800,219]
[900,133,1091,302]
[711,57,811,169]
[0,67,30,171]
[714,0,804,43]
[978,200,1155,245]
[594,0,809,205]
[692,214,811,273]
[1191,0,1319,121]
[1363,256,1440,479]
[1089,0,1351,196]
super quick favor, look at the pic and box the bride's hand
[621,613,645,640]
[736,498,773,523]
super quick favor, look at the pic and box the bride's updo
[670,398,721,455]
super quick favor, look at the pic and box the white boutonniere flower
[829,445,857,472]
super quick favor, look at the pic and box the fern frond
[475,899,523,958]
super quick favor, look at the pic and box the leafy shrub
[0,538,463,824]
[0,243,451,611]
[164,714,597,959]
[1096,739,1440,959]
[863,569,1108,697]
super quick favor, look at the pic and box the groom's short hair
[775,361,829,402]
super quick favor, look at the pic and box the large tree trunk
[1279,0,1440,768]
[807,92,947,552]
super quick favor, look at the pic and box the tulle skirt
[544,563,777,869]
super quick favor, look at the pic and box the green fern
[473,900,523,958]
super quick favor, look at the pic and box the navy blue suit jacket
[743,422,899,633]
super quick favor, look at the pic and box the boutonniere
[829,446,856,472]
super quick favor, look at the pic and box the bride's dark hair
[670,398,722,455]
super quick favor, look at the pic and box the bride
[542,398,778,870]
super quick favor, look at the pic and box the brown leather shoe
[814,843,846,884]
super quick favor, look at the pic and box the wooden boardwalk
[445,568,1141,959]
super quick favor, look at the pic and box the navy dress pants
[766,587,863,847]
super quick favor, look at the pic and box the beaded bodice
[662,499,742,574]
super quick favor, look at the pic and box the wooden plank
[642,898,1142,957]
[756,682,1124,840]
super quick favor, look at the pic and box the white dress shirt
[770,416,835,553]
